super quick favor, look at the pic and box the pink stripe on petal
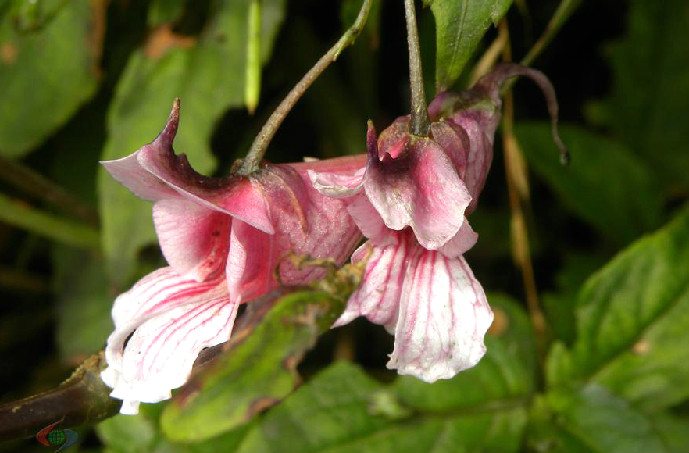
[387,248,492,382]
[102,271,234,412]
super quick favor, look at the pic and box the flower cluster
[101,63,564,413]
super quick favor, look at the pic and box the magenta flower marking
[100,100,364,414]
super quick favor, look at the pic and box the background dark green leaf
[0,0,99,157]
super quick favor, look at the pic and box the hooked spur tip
[560,149,571,166]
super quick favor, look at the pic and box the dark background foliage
[1,0,688,451]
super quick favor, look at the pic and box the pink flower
[100,100,364,414]
[310,123,491,381]
[310,64,565,382]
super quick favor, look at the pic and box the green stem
[238,0,373,175]
[520,0,582,67]
[0,155,99,227]
[0,192,100,251]
[403,0,430,136]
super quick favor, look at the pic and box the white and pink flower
[310,63,566,382]
[100,100,364,414]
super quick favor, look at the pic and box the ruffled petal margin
[101,268,236,414]
[387,251,493,382]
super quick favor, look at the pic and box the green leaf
[237,358,528,453]
[601,0,689,192]
[428,0,512,92]
[160,288,346,441]
[98,0,285,286]
[53,245,113,360]
[528,385,666,453]
[233,296,533,453]
[547,207,689,411]
[516,123,663,244]
[0,0,99,157]
[649,412,689,453]
[97,413,157,453]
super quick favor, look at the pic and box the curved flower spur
[309,63,567,382]
[100,101,364,414]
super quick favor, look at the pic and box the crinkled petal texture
[338,230,492,382]
[388,247,492,381]
[101,268,237,414]
[365,123,472,249]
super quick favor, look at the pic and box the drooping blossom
[310,63,565,381]
[100,100,364,414]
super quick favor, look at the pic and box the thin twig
[0,155,99,227]
[499,21,548,364]
[238,0,373,175]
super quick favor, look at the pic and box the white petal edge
[387,252,493,382]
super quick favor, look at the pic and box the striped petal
[153,198,231,281]
[387,251,493,382]
[334,235,414,331]
[101,268,235,414]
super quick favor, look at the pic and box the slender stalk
[0,155,99,226]
[403,0,430,136]
[238,0,373,175]
[0,192,100,251]
[499,21,548,365]
[521,0,582,67]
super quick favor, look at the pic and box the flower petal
[307,165,366,198]
[102,268,235,414]
[450,112,494,212]
[153,198,231,281]
[364,136,472,249]
[387,251,493,382]
[226,220,277,304]
[345,194,392,246]
[335,234,414,332]
[100,152,178,201]
[438,217,478,258]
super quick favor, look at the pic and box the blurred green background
[1,0,688,451]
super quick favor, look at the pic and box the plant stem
[238,0,373,175]
[499,20,548,368]
[403,0,430,136]
[521,0,582,67]
[0,192,100,251]
[0,155,99,227]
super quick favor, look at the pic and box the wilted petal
[153,198,231,281]
[365,135,472,249]
[102,268,235,414]
[387,252,493,382]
